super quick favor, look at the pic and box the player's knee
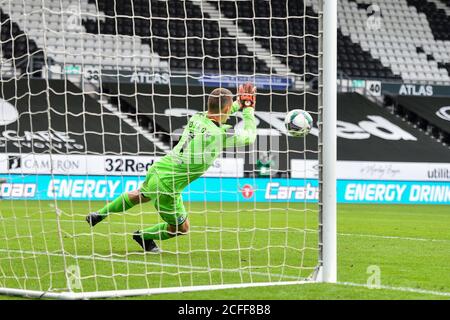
[179,220,190,234]
[169,220,189,235]
[127,190,141,204]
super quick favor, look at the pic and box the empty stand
[337,29,399,80]
[3,0,168,71]
[0,0,448,83]
[337,0,450,83]
[408,0,450,41]
[0,8,44,75]
[213,0,317,79]
[83,0,270,74]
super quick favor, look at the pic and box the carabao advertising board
[1,80,449,204]
[1,174,449,204]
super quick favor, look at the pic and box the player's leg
[132,218,189,253]
[136,216,189,241]
[133,193,189,252]
[86,168,156,226]
[86,190,150,227]
[167,218,190,236]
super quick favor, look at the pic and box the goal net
[0,0,335,299]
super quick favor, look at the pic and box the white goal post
[0,0,336,299]
[319,0,337,283]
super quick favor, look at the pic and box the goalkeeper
[86,83,257,252]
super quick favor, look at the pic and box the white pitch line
[336,281,450,298]
[6,204,450,244]
[338,232,450,244]
[0,248,303,281]
[35,206,450,244]
[6,215,450,244]
[2,248,450,298]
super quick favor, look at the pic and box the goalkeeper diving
[86,83,257,252]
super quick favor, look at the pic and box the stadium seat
[0,0,449,82]
[333,0,450,83]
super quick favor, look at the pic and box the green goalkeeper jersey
[150,102,257,192]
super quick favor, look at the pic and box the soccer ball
[285,109,313,137]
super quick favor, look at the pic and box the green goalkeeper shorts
[139,170,188,226]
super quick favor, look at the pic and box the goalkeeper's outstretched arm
[225,107,257,147]
[225,83,257,148]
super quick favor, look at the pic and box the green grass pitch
[0,200,449,300]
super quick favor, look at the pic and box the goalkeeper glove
[237,82,256,109]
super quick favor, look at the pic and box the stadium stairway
[1,1,172,154]
[199,0,289,75]
[337,92,450,162]
[0,77,168,155]
[98,94,171,153]
[80,79,172,153]
[383,94,450,147]
[213,0,318,81]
